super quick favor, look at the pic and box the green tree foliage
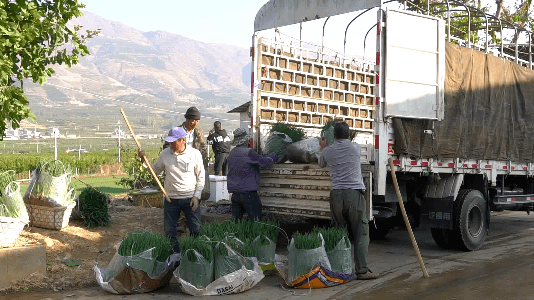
[0,0,99,139]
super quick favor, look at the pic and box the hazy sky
[80,0,269,48]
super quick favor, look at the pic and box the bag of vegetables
[176,236,214,289]
[94,231,179,294]
[24,160,74,207]
[313,227,353,274]
[287,232,331,283]
[0,171,29,220]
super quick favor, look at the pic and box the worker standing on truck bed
[227,128,278,221]
[318,121,378,280]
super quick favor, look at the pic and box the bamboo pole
[388,157,430,278]
[120,108,171,203]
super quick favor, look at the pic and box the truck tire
[431,228,455,249]
[369,217,392,240]
[453,189,487,251]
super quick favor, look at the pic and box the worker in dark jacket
[207,121,231,175]
[227,128,277,221]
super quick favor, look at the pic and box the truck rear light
[376,52,380,65]
[375,135,379,149]
[251,71,254,93]
[393,160,401,165]
[462,164,468,168]
[472,164,478,168]
[485,165,492,168]
[410,161,417,165]
[438,163,443,166]
[421,162,428,167]
[448,163,455,167]
[503,166,507,169]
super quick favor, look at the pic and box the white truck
[249,0,534,251]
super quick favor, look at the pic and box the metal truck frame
[250,0,534,251]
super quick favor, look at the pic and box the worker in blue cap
[140,126,205,253]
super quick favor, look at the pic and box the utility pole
[117,121,121,163]
[53,128,59,160]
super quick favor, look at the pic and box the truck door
[384,9,445,120]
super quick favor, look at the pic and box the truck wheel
[369,218,392,240]
[431,228,455,249]
[453,189,487,251]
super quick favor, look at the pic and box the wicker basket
[130,190,164,208]
[25,202,76,230]
[0,217,28,247]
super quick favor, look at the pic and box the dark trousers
[164,198,202,253]
[330,189,369,275]
[214,152,229,175]
[231,191,262,221]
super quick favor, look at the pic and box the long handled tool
[388,157,430,278]
[120,108,171,203]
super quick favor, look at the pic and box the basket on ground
[25,202,76,230]
[130,189,164,208]
[0,217,28,247]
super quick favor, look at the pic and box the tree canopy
[0,0,98,139]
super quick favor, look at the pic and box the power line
[44,82,240,123]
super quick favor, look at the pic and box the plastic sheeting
[394,42,534,162]
[94,244,180,294]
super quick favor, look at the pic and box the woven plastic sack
[253,235,276,264]
[326,236,353,274]
[0,182,29,220]
[176,256,264,296]
[284,138,321,164]
[94,242,180,294]
[177,249,214,289]
[287,233,331,283]
[275,254,354,289]
[265,131,292,163]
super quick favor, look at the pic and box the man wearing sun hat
[227,128,278,221]
[146,126,205,253]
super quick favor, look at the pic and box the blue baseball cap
[164,127,187,143]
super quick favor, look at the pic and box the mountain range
[23,11,251,134]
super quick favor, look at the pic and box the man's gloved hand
[137,149,146,159]
[190,197,199,211]
[267,153,279,162]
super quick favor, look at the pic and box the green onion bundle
[78,187,110,228]
[292,232,322,250]
[0,171,16,197]
[236,239,258,258]
[37,159,73,177]
[180,236,214,262]
[199,220,238,241]
[313,227,350,252]
[271,122,306,142]
[118,231,172,261]
[235,219,280,245]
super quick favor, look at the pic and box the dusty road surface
[4,210,534,300]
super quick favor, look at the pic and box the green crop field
[19,175,130,197]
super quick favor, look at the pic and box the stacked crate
[258,40,376,133]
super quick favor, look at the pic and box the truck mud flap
[426,196,454,230]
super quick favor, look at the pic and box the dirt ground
[1,196,167,294]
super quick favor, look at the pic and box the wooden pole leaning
[120,108,171,203]
[388,157,430,278]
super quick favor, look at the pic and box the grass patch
[19,175,129,197]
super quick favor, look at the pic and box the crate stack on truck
[249,0,534,251]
